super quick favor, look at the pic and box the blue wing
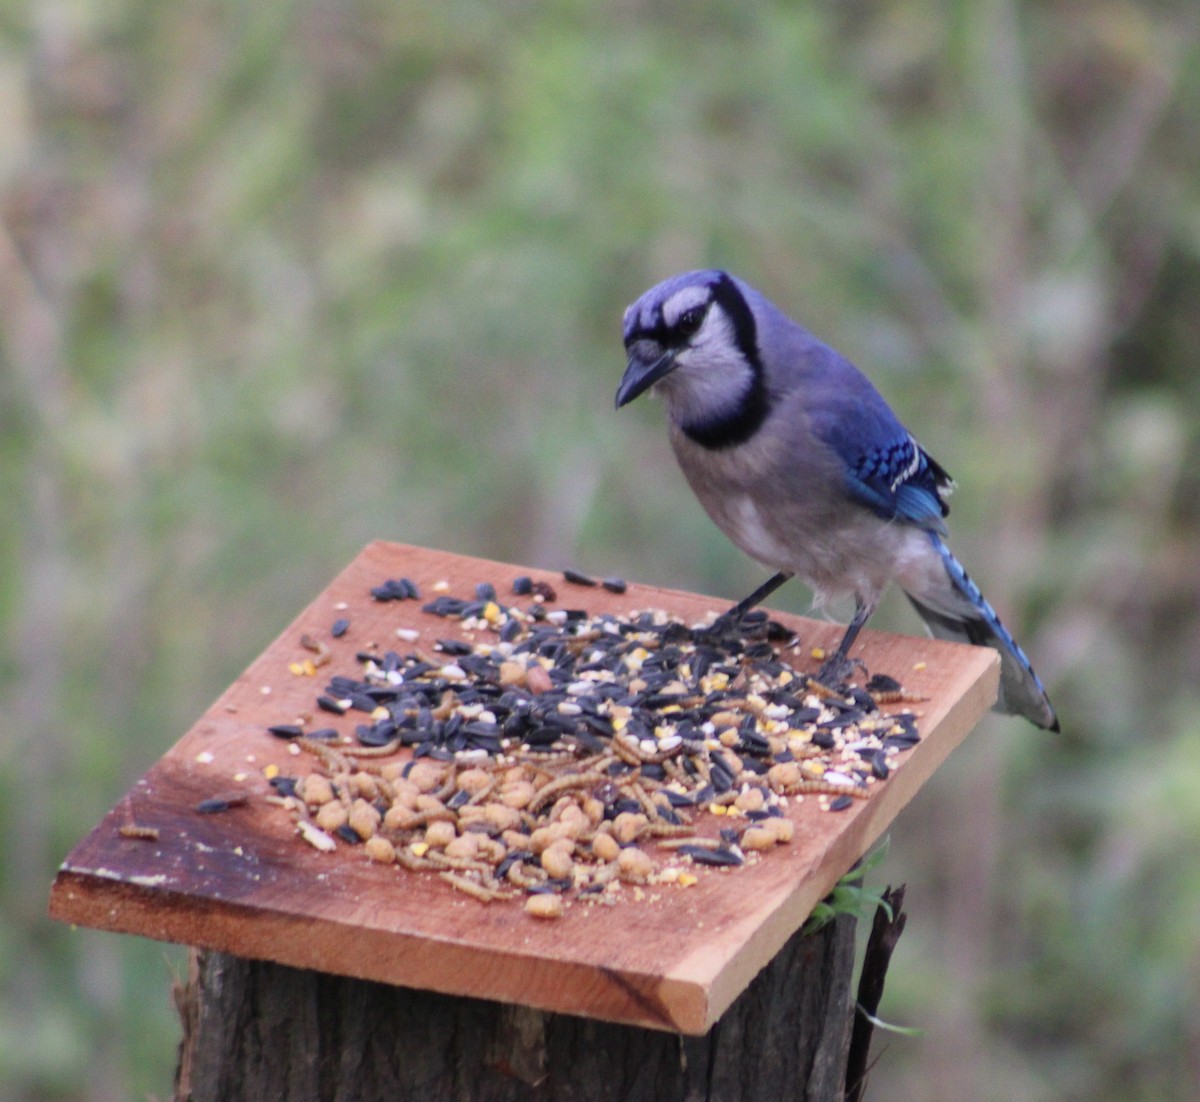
[844,431,953,530]
[805,359,954,530]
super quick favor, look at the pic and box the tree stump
[174,913,857,1102]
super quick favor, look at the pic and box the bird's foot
[697,612,743,643]
[700,605,765,641]
[814,653,865,692]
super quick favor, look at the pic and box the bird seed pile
[263,573,923,918]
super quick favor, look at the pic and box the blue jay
[615,269,1059,730]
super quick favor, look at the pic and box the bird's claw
[815,653,865,692]
[698,611,743,642]
[700,605,774,644]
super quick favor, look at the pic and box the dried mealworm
[298,737,350,774]
[464,777,498,806]
[529,771,609,814]
[439,871,507,902]
[792,780,871,799]
[344,739,403,759]
[657,834,727,850]
[644,820,695,838]
[423,850,497,876]
[300,633,333,667]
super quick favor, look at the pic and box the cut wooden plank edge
[692,645,999,1030]
[47,540,1002,1035]
[48,868,690,1029]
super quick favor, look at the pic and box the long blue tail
[904,534,1059,731]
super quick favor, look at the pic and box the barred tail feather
[905,535,1059,731]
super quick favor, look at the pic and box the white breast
[724,494,798,570]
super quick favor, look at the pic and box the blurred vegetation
[2,1,1199,1099]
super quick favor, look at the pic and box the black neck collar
[679,274,770,450]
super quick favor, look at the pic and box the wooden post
[175,914,857,1102]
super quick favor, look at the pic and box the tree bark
[174,914,857,1102]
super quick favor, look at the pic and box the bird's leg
[816,601,873,688]
[730,571,793,619]
[708,571,793,634]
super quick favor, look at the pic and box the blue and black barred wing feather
[801,345,953,529]
[816,412,954,531]
[845,433,954,530]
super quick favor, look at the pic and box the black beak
[615,349,677,409]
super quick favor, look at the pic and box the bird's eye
[676,305,707,338]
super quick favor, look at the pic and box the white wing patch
[889,434,922,492]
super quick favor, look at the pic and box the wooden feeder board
[49,541,998,1034]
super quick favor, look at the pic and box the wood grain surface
[49,541,998,1034]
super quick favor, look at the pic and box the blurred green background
[3,1,1199,1099]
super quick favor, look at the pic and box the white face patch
[660,284,713,329]
[655,300,756,425]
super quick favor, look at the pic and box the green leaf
[802,836,893,933]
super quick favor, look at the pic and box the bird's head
[616,270,761,417]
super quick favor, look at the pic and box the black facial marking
[678,273,771,451]
[625,295,710,350]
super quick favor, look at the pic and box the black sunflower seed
[435,638,474,656]
[196,794,248,814]
[500,619,523,643]
[357,720,397,747]
[819,709,866,730]
[866,672,902,694]
[679,845,743,867]
[766,619,795,642]
[662,789,697,808]
[267,724,304,739]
